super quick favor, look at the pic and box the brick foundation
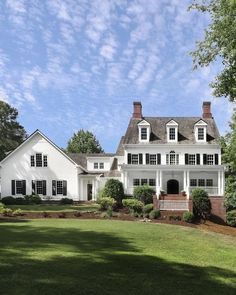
[209,197,226,222]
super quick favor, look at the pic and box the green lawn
[0,220,235,295]
[8,203,99,212]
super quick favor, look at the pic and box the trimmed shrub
[183,212,194,223]
[2,208,13,216]
[149,209,160,219]
[169,215,182,221]
[102,179,124,205]
[97,197,116,211]
[24,194,42,204]
[15,197,27,205]
[143,204,154,214]
[226,210,236,227]
[13,209,24,216]
[1,196,15,205]
[122,198,143,213]
[60,198,73,205]
[133,185,155,204]
[192,188,211,219]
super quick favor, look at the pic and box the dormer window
[166,120,178,143]
[195,120,207,142]
[138,120,150,143]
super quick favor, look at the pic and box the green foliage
[189,0,236,101]
[0,202,5,212]
[13,209,24,216]
[0,100,27,161]
[192,188,211,219]
[60,198,73,205]
[133,185,155,205]
[149,209,160,219]
[66,129,104,153]
[143,204,154,214]
[183,212,195,223]
[15,197,27,205]
[102,179,124,205]
[24,195,42,204]
[1,196,15,205]
[226,210,236,227]
[1,208,13,216]
[122,198,143,213]
[224,175,236,210]
[97,197,116,211]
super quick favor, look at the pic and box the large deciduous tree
[0,100,27,161]
[189,0,236,101]
[67,129,104,154]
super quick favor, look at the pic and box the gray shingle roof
[122,117,220,145]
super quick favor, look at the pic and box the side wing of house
[0,130,83,200]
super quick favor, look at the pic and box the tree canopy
[190,0,236,101]
[67,129,104,154]
[0,100,27,161]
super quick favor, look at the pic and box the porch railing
[189,186,218,196]
[159,200,189,211]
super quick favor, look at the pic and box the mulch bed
[1,211,236,237]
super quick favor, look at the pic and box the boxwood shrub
[122,198,143,213]
[133,185,155,204]
[60,198,73,205]
[226,210,236,227]
[149,209,160,219]
[183,211,194,223]
[97,197,116,211]
[1,196,15,205]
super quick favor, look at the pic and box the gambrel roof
[122,117,220,145]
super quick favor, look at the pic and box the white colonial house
[0,101,225,215]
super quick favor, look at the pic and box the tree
[0,100,27,161]
[67,129,104,154]
[100,179,124,205]
[189,0,236,101]
[192,188,211,220]
[133,185,155,205]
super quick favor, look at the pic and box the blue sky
[0,0,233,152]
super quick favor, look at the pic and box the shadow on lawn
[0,222,235,295]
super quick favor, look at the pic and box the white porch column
[218,170,221,196]
[160,170,163,192]
[186,170,190,199]
[183,170,187,191]
[221,170,225,196]
[124,171,128,194]
[156,170,160,199]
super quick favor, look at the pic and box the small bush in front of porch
[1,196,15,205]
[97,197,116,211]
[101,179,124,206]
[226,210,236,227]
[183,212,194,223]
[143,204,154,214]
[133,185,155,205]
[149,209,160,219]
[192,188,211,220]
[24,194,42,204]
[60,198,73,205]
[122,198,143,213]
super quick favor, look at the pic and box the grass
[0,219,235,295]
[7,203,99,212]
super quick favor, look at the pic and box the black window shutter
[32,180,35,195]
[157,154,161,165]
[11,180,15,195]
[63,181,67,196]
[52,180,56,196]
[203,154,207,165]
[215,154,219,165]
[139,154,143,164]
[128,153,131,164]
[146,153,150,164]
[22,180,26,195]
[185,154,189,165]
[196,154,200,165]
[42,180,47,196]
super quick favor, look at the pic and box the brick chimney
[133,101,142,119]
[202,101,212,119]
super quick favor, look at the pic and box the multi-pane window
[133,179,140,186]
[189,154,196,165]
[198,128,204,140]
[36,180,43,194]
[141,179,148,185]
[31,155,35,167]
[150,154,156,165]
[94,163,98,169]
[56,181,63,194]
[207,154,214,165]
[169,128,176,140]
[99,163,104,169]
[131,154,139,165]
[149,179,156,186]
[198,179,205,187]
[16,180,23,194]
[43,155,47,167]
[141,128,147,140]
[190,179,197,187]
[206,179,213,187]
[36,153,42,167]
[167,151,179,165]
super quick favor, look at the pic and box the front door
[167,179,179,194]
[87,184,93,201]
